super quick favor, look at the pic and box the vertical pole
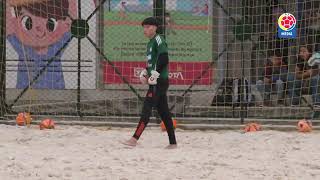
[108,0,111,12]
[240,0,246,124]
[98,0,104,90]
[153,0,166,38]
[0,0,6,117]
[77,0,82,117]
[217,0,225,89]
[153,0,165,123]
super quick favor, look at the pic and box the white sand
[0,124,319,180]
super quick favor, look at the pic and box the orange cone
[160,119,177,131]
[16,112,32,126]
[297,119,312,133]
[244,122,261,133]
[39,119,55,130]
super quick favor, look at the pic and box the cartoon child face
[15,7,71,50]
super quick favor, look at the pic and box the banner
[5,0,97,89]
[104,61,213,85]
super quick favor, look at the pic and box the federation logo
[277,13,297,39]
[278,13,296,31]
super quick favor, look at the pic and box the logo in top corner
[278,13,296,31]
[277,13,297,39]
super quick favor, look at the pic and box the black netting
[1,0,320,124]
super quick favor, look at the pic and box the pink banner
[103,61,213,85]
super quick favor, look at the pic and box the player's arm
[148,37,168,85]
[148,53,168,85]
[155,37,169,74]
[147,53,168,85]
[156,53,169,73]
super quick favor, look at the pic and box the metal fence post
[153,0,166,38]
[0,0,6,117]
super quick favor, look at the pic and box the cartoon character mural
[6,0,77,89]
[6,0,96,90]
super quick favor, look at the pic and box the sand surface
[0,124,319,180]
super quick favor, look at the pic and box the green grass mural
[104,11,215,62]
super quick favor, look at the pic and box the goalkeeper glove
[139,69,148,84]
[148,70,160,85]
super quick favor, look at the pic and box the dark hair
[141,17,159,27]
[15,0,69,20]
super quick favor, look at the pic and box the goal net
[1,0,320,123]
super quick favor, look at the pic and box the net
[0,0,320,125]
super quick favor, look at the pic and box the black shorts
[148,78,169,97]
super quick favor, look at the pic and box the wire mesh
[1,0,320,124]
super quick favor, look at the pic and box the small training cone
[243,122,261,133]
[16,112,32,126]
[297,119,312,133]
[39,119,55,130]
[160,119,177,131]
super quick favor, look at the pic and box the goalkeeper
[123,17,177,149]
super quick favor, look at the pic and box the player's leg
[157,94,177,147]
[133,96,153,140]
[122,90,154,146]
